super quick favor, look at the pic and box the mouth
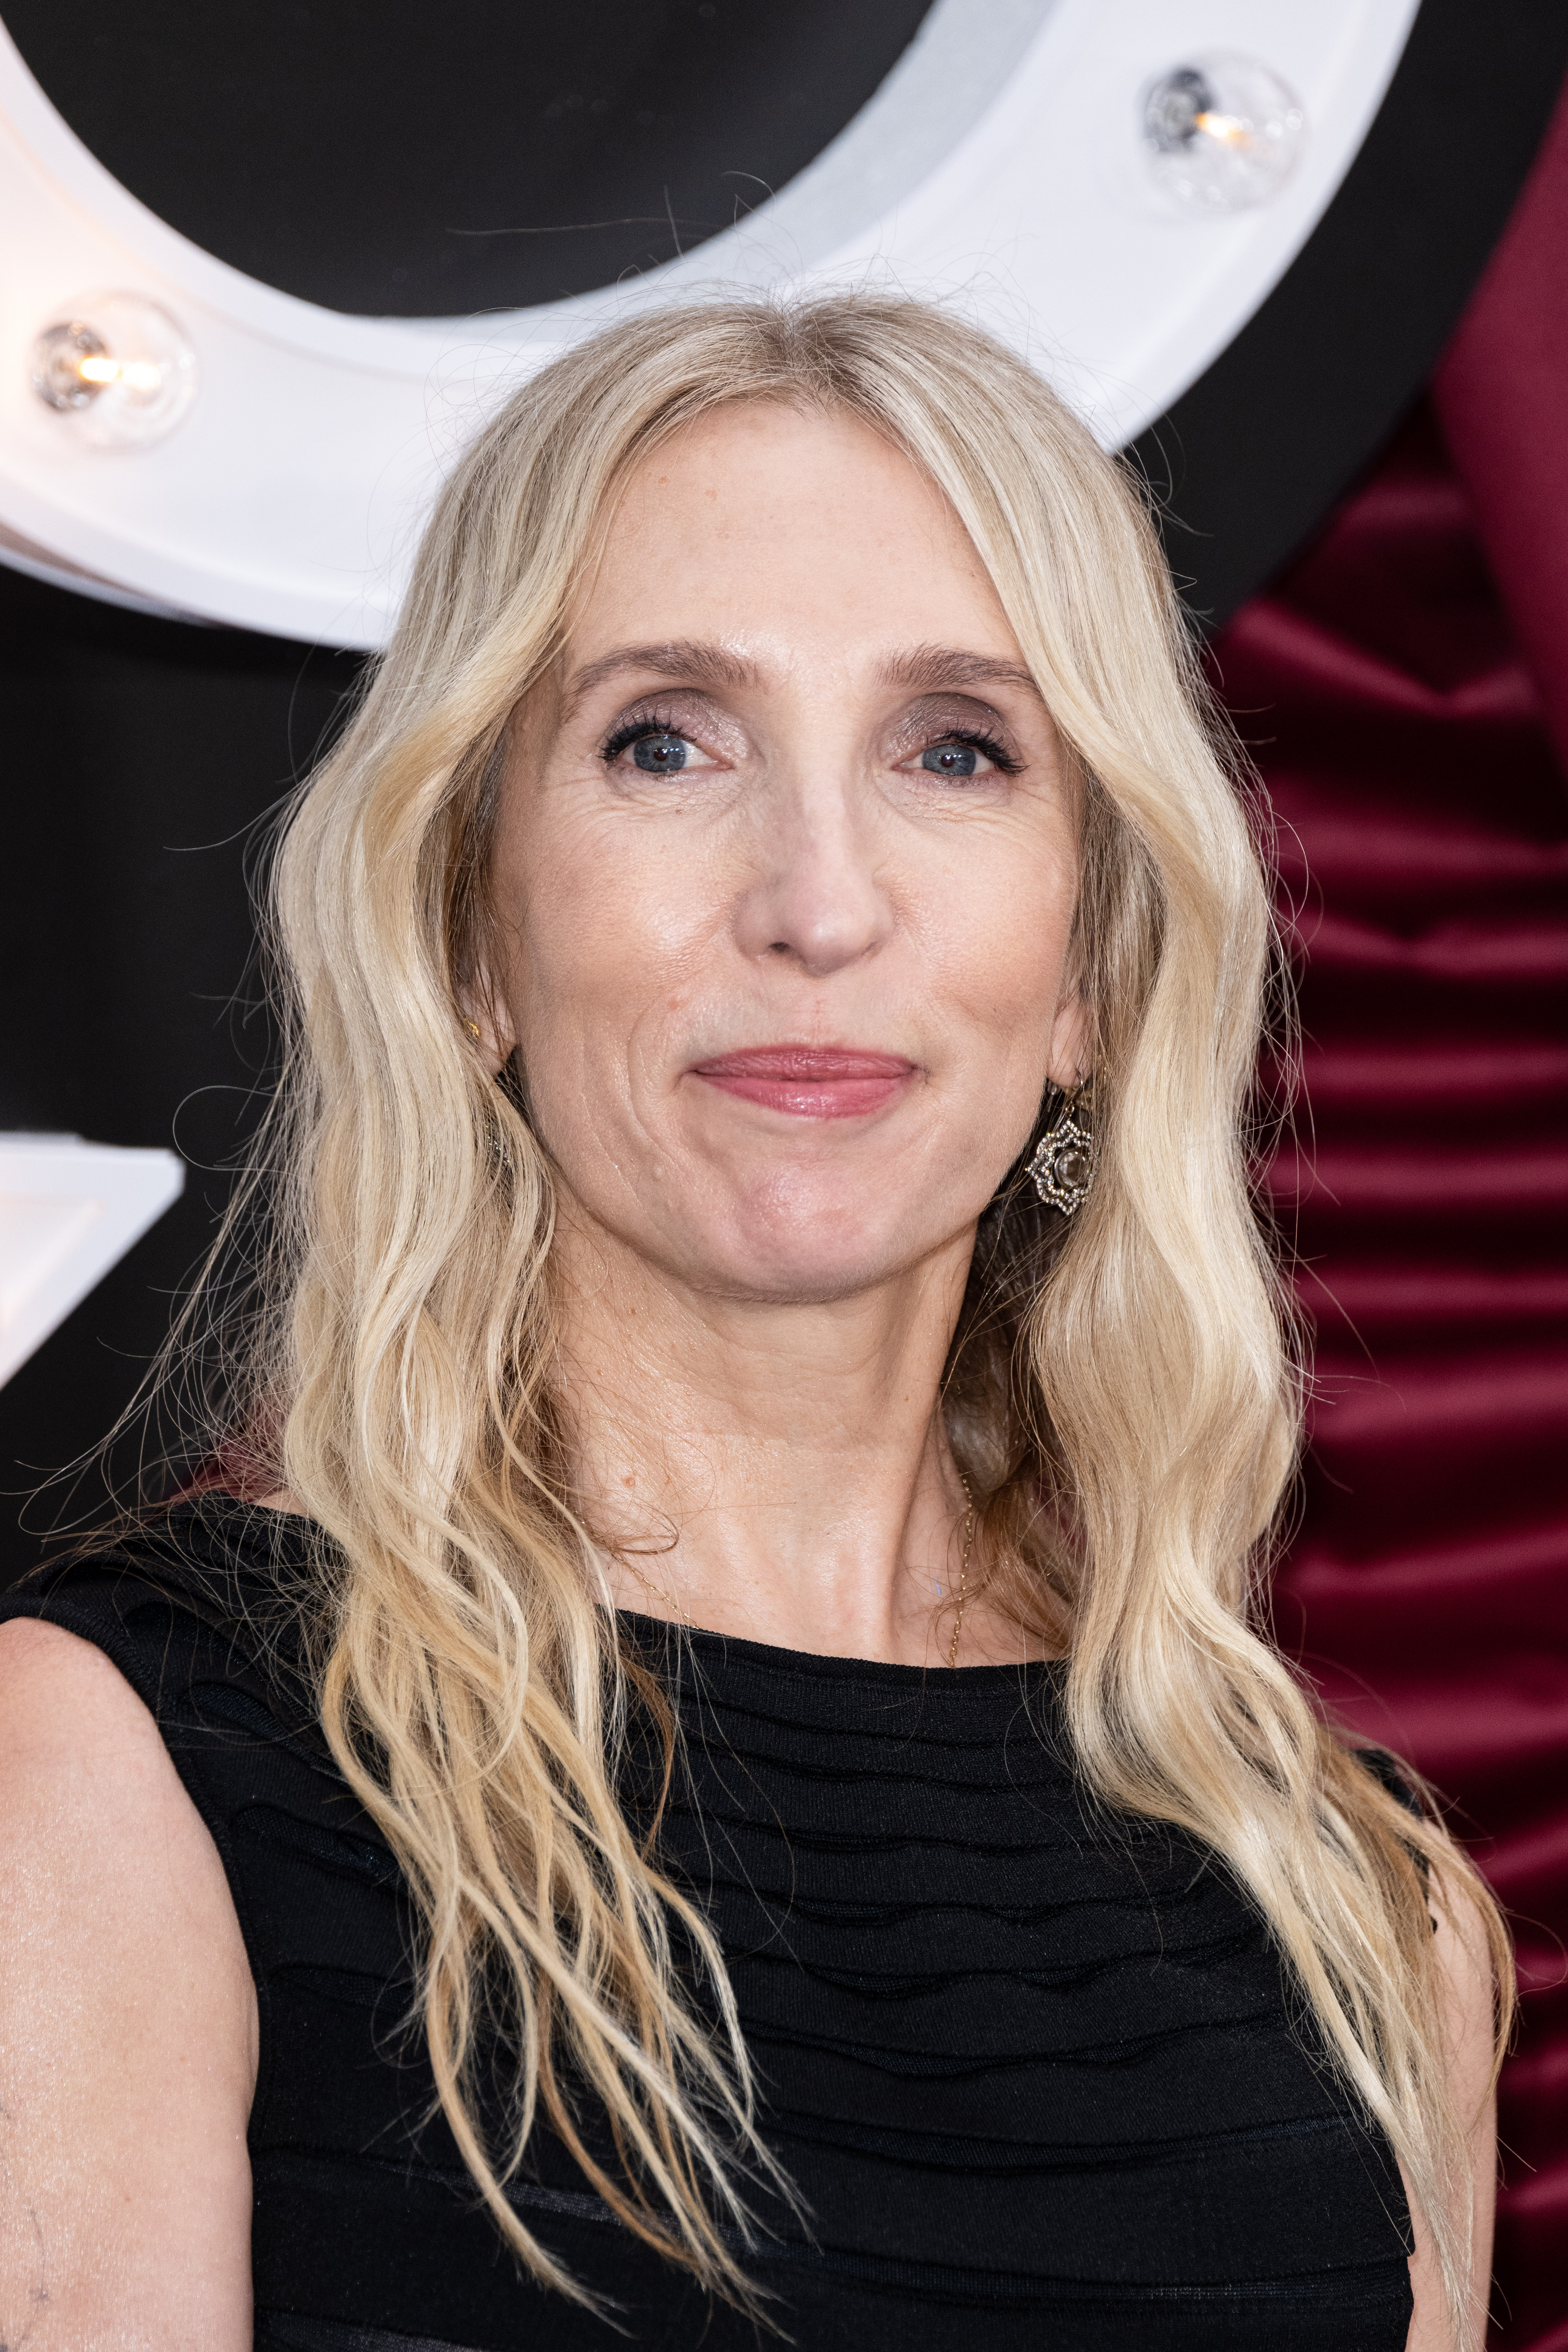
[689,1045,917,1120]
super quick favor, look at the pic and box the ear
[455,962,518,1081]
[1046,987,1090,1090]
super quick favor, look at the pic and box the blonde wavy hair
[196,293,1508,2335]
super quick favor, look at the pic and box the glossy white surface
[0,1137,183,1387]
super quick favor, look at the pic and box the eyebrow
[560,640,759,718]
[559,639,1045,717]
[875,645,1045,701]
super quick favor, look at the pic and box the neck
[552,1207,1027,1667]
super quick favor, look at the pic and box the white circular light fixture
[29,288,197,448]
[1143,55,1306,213]
[0,0,1421,646]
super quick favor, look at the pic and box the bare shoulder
[0,1615,256,2349]
[1404,1871,1501,2351]
[1,1608,183,1758]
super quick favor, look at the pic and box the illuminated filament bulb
[1143,57,1305,212]
[30,293,197,448]
[77,352,165,393]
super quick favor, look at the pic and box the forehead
[570,401,1021,667]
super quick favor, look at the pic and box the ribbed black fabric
[0,1500,1415,2349]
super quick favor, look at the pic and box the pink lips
[691,1045,916,1119]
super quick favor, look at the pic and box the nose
[732,773,895,978]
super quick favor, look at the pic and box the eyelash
[927,728,1020,776]
[599,707,686,764]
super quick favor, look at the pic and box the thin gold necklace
[946,1478,977,1669]
[623,1556,689,1625]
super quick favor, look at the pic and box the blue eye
[632,730,689,773]
[922,741,979,776]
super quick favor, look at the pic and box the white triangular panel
[0,1135,183,1387]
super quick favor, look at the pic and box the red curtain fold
[1434,70,1568,780]
[1209,399,1568,2348]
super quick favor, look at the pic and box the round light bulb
[1142,55,1305,214]
[30,293,197,449]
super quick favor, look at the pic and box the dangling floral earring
[1028,1077,1096,1215]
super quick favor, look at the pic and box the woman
[0,295,1506,2351]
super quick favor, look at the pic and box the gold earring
[462,1017,481,1043]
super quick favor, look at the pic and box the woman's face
[489,401,1085,1305]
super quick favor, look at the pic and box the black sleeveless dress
[0,1499,1415,2350]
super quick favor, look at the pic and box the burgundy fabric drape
[1433,75,1568,781]
[1209,375,1568,2341]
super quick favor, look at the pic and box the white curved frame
[0,0,1417,647]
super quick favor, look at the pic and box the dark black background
[4,0,931,314]
[0,570,362,1565]
[3,0,1566,1580]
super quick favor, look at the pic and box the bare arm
[1404,1882,1500,2352]
[0,1618,257,2349]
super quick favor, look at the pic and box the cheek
[929,839,1077,1045]
[501,823,701,1092]
[919,851,1078,1187]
